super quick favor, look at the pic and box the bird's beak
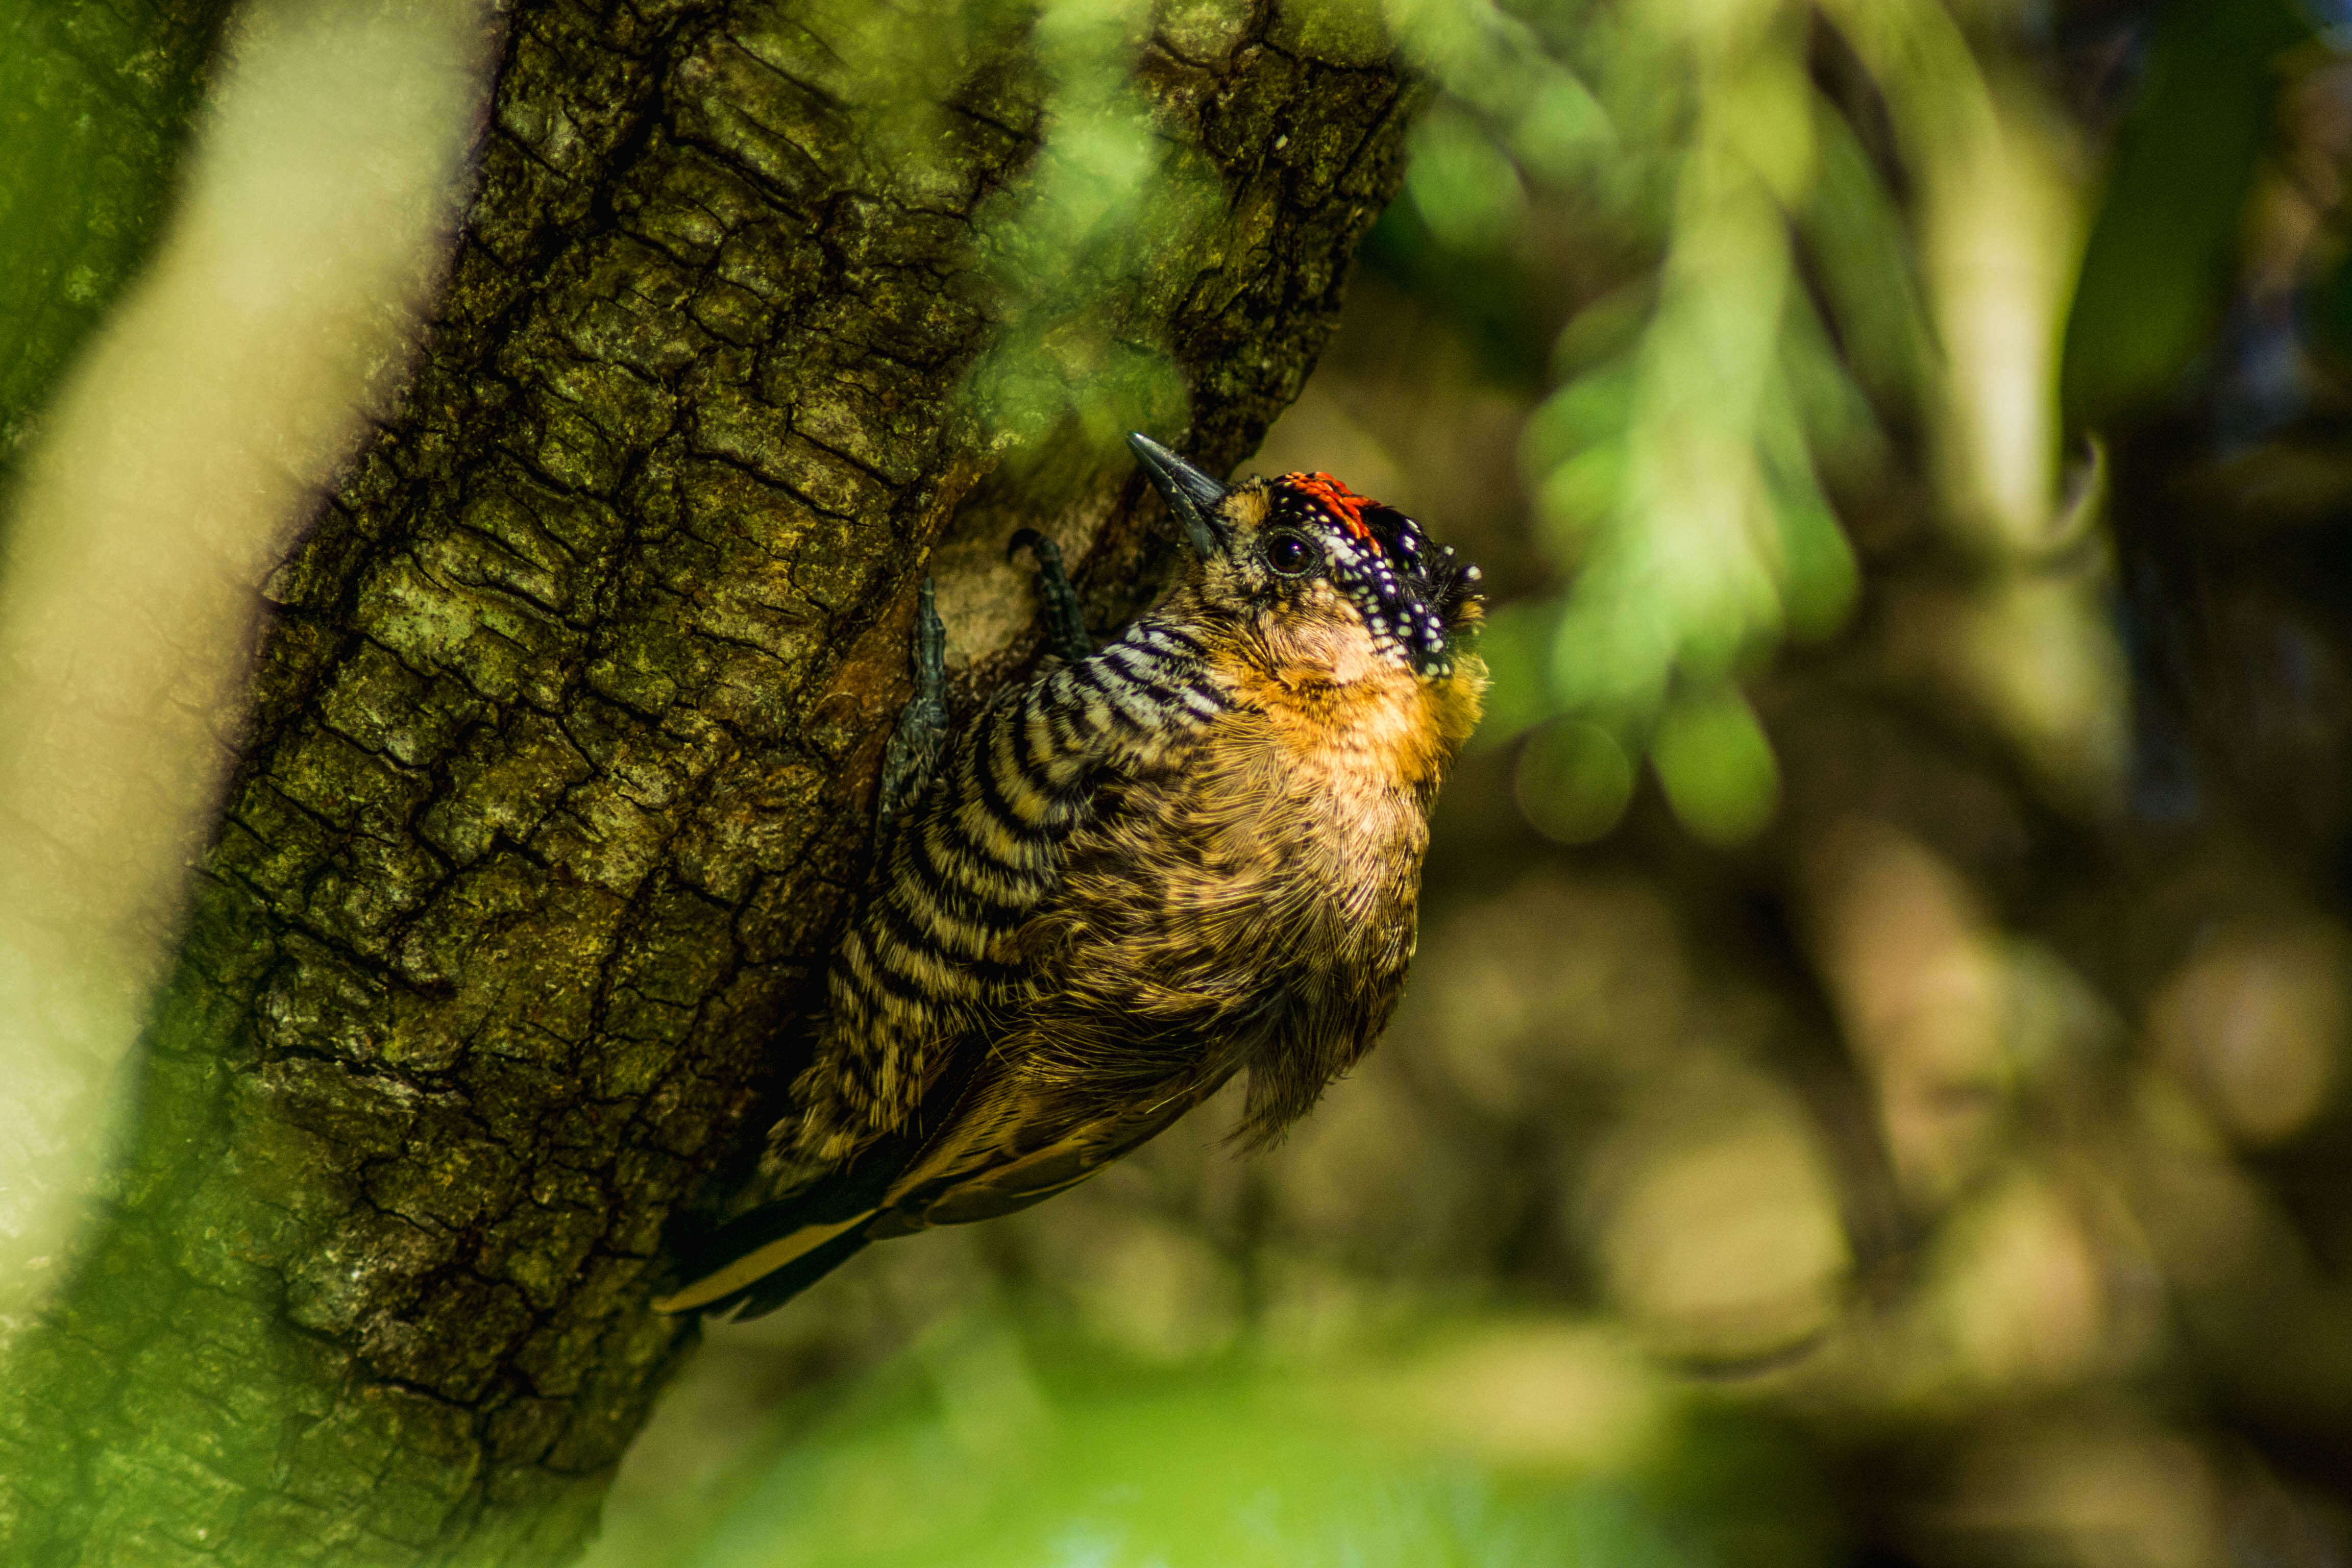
[1127,432,1230,559]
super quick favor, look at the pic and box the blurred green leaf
[1651,687,1779,845]
[1404,109,1532,254]
[2060,0,2313,431]
[1797,101,1932,415]
[1523,355,1640,477]
[1511,75,1616,186]
[1434,0,1867,837]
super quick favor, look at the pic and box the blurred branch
[0,0,235,481]
[0,0,497,1335]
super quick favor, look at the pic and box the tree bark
[0,2,1413,1562]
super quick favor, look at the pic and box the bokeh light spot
[1513,719,1635,844]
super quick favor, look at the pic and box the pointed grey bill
[1126,432,1230,558]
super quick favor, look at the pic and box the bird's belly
[992,703,1443,1150]
[1146,719,1432,978]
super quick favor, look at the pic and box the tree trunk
[0,3,1414,1562]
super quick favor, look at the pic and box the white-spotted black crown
[1263,471,1482,676]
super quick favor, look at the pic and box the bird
[653,433,1486,1319]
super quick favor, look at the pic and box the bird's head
[1128,433,1483,679]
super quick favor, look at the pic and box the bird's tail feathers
[651,1200,879,1317]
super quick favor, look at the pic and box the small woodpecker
[655,434,1487,1318]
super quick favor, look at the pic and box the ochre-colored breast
[988,622,1485,1153]
[1190,631,1486,929]
[1209,627,1486,800]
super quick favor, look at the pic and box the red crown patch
[1279,471,1379,551]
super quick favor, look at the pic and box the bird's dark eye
[1264,530,1319,577]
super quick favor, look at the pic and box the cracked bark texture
[0,2,1414,1563]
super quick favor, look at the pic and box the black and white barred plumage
[655,436,1485,1319]
[805,608,1234,1159]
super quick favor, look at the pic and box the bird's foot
[1008,529,1091,663]
[878,576,948,828]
